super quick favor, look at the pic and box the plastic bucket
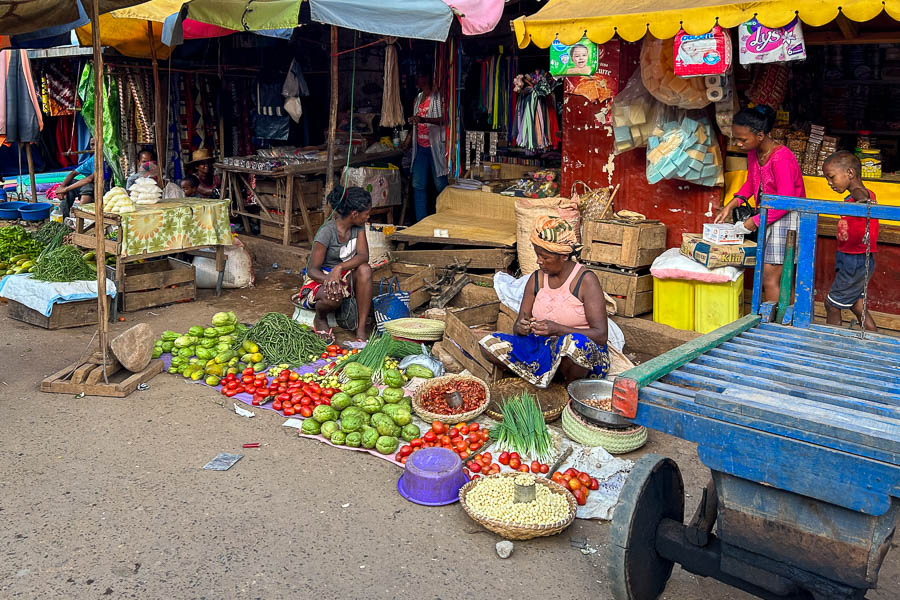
[397,447,467,506]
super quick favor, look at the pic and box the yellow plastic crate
[653,278,696,331]
[694,273,745,334]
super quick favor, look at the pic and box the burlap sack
[514,197,581,275]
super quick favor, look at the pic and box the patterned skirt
[764,211,799,265]
[479,332,610,388]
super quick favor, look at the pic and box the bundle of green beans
[33,221,71,246]
[490,392,554,463]
[31,245,96,282]
[328,332,420,379]
[233,312,327,366]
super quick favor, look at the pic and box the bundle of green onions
[328,332,421,381]
[490,392,554,463]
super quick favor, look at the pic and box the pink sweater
[735,145,806,226]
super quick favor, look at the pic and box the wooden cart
[606,196,899,600]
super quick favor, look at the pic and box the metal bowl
[566,379,634,428]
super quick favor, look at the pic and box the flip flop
[315,328,335,343]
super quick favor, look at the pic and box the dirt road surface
[2,271,897,599]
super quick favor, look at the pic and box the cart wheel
[608,454,685,600]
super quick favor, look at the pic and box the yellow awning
[75,15,173,59]
[110,0,188,22]
[513,0,900,48]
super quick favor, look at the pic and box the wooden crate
[7,297,109,329]
[583,263,653,317]
[260,210,325,243]
[371,262,436,311]
[441,303,505,384]
[108,258,195,312]
[389,248,515,271]
[582,220,666,268]
[255,179,323,211]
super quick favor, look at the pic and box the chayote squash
[340,412,364,433]
[400,424,420,442]
[375,435,399,455]
[343,362,372,380]
[320,420,339,440]
[381,387,404,403]
[301,419,321,435]
[392,408,412,427]
[361,427,379,449]
[330,392,352,411]
[382,368,403,389]
[330,431,346,446]
[345,432,362,448]
[312,404,338,423]
[341,379,369,396]
[361,396,384,415]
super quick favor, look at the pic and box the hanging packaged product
[610,68,660,154]
[645,107,723,187]
[739,18,807,65]
[641,36,710,110]
[674,26,732,77]
[550,36,599,77]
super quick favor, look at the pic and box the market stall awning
[513,0,900,47]
[309,0,454,41]
[0,0,148,36]
[75,16,173,59]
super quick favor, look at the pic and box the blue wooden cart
[607,195,900,600]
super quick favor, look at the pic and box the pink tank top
[531,263,590,329]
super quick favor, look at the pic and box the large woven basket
[561,403,648,454]
[487,378,568,423]
[384,318,445,341]
[412,374,491,424]
[459,472,576,540]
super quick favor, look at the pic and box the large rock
[110,323,155,372]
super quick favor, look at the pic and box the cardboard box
[681,233,756,269]
[702,223,744,244]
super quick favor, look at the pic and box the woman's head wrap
[530,216,581,255]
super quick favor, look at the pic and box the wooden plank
[122,262,194,292]
[123,284,195,312]
[443,310,499,383]
[70,362,95,384]
[389,249,514,270]
[812,302,900,333]
[71,232,118,255]
[442,338,492,382]
[85,357,121,385]
[430,274,471,309]
[793,212,819,328]
[450,302,500,328]
[408,289,430,311]
[7,300,51,328]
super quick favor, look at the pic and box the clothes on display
[513,71,560,152]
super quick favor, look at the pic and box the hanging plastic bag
[645,106,723,186]
[610,68,660,154]
[640,36,710,109]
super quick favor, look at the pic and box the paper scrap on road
[234,403,255,418]
[202,453,243,471]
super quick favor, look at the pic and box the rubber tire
[608,454,685,600]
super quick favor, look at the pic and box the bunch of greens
[490,392,553,463]
[328,332,420,380]
[31,245,95,282]
[233,312,327,366]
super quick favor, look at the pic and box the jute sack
[514,197,581,275]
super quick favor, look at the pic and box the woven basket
[459,473,577,540]
[412,374,491,424]
[561,403,648,454]
[487,378,568,423]
[384,318,445,341]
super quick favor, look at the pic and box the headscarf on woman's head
[530,215,581,255]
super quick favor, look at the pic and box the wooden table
[217,150,403,247]
[71,206,228,313]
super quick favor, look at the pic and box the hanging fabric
[77,63,124,185]
[381,37,404,127]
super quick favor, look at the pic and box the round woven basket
[384,318,445,341]
[412,374,490,424]
[459,472,576,540]
[561,403,648,454]
[487,378,568,423]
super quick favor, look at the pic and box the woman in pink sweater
[716,105,805,302]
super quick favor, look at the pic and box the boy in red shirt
[822,151,878,332]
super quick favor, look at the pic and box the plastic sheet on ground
[0,273,117,316]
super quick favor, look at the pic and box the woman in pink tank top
[480,217,610,387]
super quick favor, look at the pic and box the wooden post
[324,25,338,201]
[23,143,36,202]
[90,0,110,366]
[147,21,164,174]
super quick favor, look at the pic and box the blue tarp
[309,0,453,42]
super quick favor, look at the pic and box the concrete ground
[1,270,897,599]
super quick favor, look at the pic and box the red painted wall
[562,42,899,316]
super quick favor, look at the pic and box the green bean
[233,312,327,366]
[31,245,95,282]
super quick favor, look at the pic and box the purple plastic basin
[397,447,467,506]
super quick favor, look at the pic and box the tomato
[251,398,260,406]
[244,385,257,395]
[226,381,239,390]
[472,453,482,462]
[399,456,408,464]
[321,388,335,398]
[498,452,510,465]
[449,427,460,439]
[300,396,313,407]
[469,441,482,451]
[509,457,521,469]
[572,488,587,506]
[224,389,237,397]
[423,430,437,443]
[463,468,470,478]
[469,462,482,473]
[299,406,313,418]
[328,351,337,358]
[518,465,530,473]
[410,438,423,448]
[469,422,480,431]
[320,352,328,359]
[577,472,591,486]
[454,440,467,452]
[277,372,289,383]
[254,393,266,404]
[342,349,349,355]
[242,367,255,377]
[589,478,599,490]
[432,421,446,435]
[568,478,582,491]
[437,435,449,446]
[509,452,520,461]
[471,474,480,480]
[480,430,490,441]
[277,385,287,393]
[272,400,283,410]
[235,386,245,394]
[564,468,578,479]
[309,382,321,393]
[540,463,549,474]
[489,465,501,475]
[530,461,541,474]
[466,434,480,444]
[288,371,300,381]
[284,406,295,416]
[318,369,327,376]
[458,425,469,435]
[351,348,359,354]
[551,472,565,484]
[458,451,469,460]
[327,344,340,352]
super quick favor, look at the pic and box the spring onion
[490,392,553,463]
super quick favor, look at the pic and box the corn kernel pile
[466,475,570,525]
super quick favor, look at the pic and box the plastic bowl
[18,202,52,221]
[0,201,28,219]
[397,447,467,506]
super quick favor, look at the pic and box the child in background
[180,175,200,198]
[126,148,157,190]
[821,151,879,332]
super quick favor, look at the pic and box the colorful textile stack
[39,63,78,116]
[513,71,560,152]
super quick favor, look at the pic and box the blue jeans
[412,144,448,222]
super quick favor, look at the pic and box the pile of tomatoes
[219,367,338,417]
[394,420,490,465]
[551,468,600,506]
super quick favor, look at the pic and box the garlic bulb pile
[102,187,135,214]
[130,177,162,205]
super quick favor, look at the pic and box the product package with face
[478,215,609,387]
